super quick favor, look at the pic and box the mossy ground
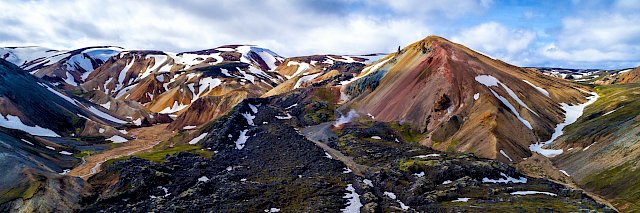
[583,160,640,211]
[563,84,640,142]
[104,143,213,167]
[440,196,601,212]
[0,178,41,204]
[560,83,640,212]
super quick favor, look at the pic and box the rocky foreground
[81,91,613,212]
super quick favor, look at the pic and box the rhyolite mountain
[0,36,625,212]
[341,36,594,163]
[0,59,135,212]
[595,66,640,85]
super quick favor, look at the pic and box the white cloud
[540,43,631,62]
[540,13,640,63]
[451,22,536,55]
[373,0,493,18]
[0,0,434,56]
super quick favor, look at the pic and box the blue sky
[1,0,638,69]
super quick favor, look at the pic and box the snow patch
[106,135,128,143]
[133,118,142,126]
[530,92,599,157]
[522,80,550,97]
[39,83,78,106]
[284,61,310,79]
[198,176,210,182]
[264,208,280,213]
[294,72,322,89]
[500,150,513,162]
[248,104,258,113]
[158,101,189,114]
[285,104,298,110]
[603,108,620,116]
[59,151,72,155]
[452,198,470,202]
[324,152,333,159]
[383,192,409,210]
[235,130,250,150]
[489,89,533,129]
[342,184,363,213]
[414,154,440,158]
[87,106,128,124]
[343,168,352,174]
[183,125,197,130]
[583,142,596,151]
[363,179,373,187]
[340,57,392,85]
[188,133,208,145]
[100,101,111,110]
[482,173,527,184]
[242,112,256,126]
[21,139,34,145]
[275,112,293,120]
[0,114,60,137]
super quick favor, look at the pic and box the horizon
[1,0,639,69]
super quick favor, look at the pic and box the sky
[0,0,638,69]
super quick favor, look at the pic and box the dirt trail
[301,122,373,176]
[68,124,173,180]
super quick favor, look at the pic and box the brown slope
[344,36,590,162]
[594,66,640,85]
[615,66,640,83]
[167,90,250,130]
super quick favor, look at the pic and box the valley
[68,124,174,179]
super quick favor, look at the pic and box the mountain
[3,45,286,130]
[595,66,640,85]
[0,46,123,88]
[0,58,134,211]
[341,36,594,163]
[0,59,134,137]
[544,83,640,211]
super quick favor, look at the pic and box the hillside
[595,66,640,85]
[0,59,133,211]
[549,83,640,211]
[342,36,593,163]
